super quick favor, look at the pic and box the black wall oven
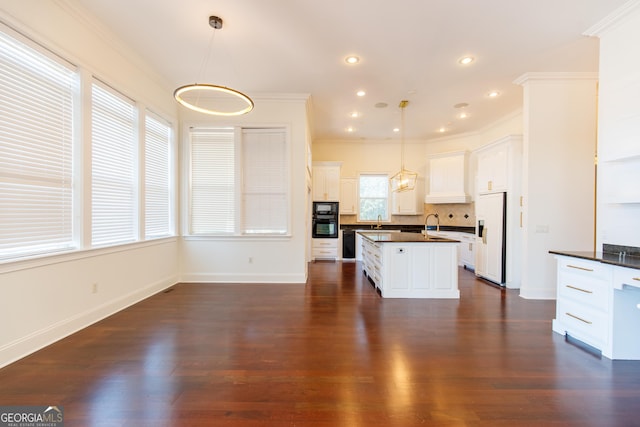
[312,201,339,238]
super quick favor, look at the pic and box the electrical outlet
[92,283,98,294]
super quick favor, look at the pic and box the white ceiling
[72,0,626,140]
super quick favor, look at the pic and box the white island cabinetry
[360,232,459,298]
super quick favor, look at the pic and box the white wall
[179,95,311,283]
[0,2,180,367]
[516,73,598,299]
[589,2,640,248]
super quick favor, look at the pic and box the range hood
[424,150,472,204]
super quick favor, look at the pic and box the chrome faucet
[375,214,382,230]
[424,213,439,236]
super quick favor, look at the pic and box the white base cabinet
[427,231,475,270]
[312,238,339,260]
[362,238,459,299]
[552,255,640,360]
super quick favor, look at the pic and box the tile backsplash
[341,202,475,227]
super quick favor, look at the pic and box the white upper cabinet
[312,162,341,201]
[476,143,508,194]
[339,178,357,214]
[425,151,471,203]
[392,177,424,215]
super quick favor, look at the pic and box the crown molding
[513,72,599,86]
[583,0,640,37]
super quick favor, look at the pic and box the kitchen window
[187,127,289,236]
[358,174,389,222]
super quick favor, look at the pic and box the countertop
[342,224,475,234]
[549,250,640,271]
[358,231,460,243]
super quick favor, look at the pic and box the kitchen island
[359,231,460,298]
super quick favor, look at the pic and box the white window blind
[190,128,235,234]
[144,113,172,239]
[0,26,76,260]
[242,129,288,234]
[91,80,137,246]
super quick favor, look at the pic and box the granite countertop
[342,224,475,234]
[549,250,640,271]
[358,231,459,243]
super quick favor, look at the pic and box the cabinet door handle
[567,264,594,272]
[566,312,592,325]
[634,277,640,282]
[566,285,592,294]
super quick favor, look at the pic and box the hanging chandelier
[390,100,418,192]
[174,16,254,116]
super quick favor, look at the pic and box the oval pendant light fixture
[174,16,254,116]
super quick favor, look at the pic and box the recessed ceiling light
[458,112,469,119]
[356,90,366,97]
[393,127,400,133]
[458,56,475,65]
[350,111,360,118]
[438,126,447,133]
[487,90,501,98]
[345,55,360,64]
[346,127,356,133]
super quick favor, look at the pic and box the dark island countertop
[358,231,459,243]
[550,250,640,271]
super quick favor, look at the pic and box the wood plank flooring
[1,262,640,426]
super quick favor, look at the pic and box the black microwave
[313,201,338,216]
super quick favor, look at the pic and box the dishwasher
[342,229,355,259]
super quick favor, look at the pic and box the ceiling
[71,0,626,140]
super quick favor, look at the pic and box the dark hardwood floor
[1,262,640,426]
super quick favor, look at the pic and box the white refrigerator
[475,192,507,285]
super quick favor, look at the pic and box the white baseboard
[180,272,307,284]
[519,287,557,300]
[0,276,177,369]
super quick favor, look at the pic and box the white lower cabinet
[312,238,339,260]
[362,238,459,298]
[552,256,612,352]
[458,234,475,270]
[426,231,475,270]
[552,255,640,360]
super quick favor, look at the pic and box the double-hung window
[358,174,389,222]
[188,127,289,236]
[144,113,173,239]
[91,80,137,247]
[0,25,77,261]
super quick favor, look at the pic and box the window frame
[0,22,177,266]
[357,172,391,223]
[185,126,291,238]
[143,110,175,240]
[0,22,78,261]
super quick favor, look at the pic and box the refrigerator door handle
[482,227,487,244]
